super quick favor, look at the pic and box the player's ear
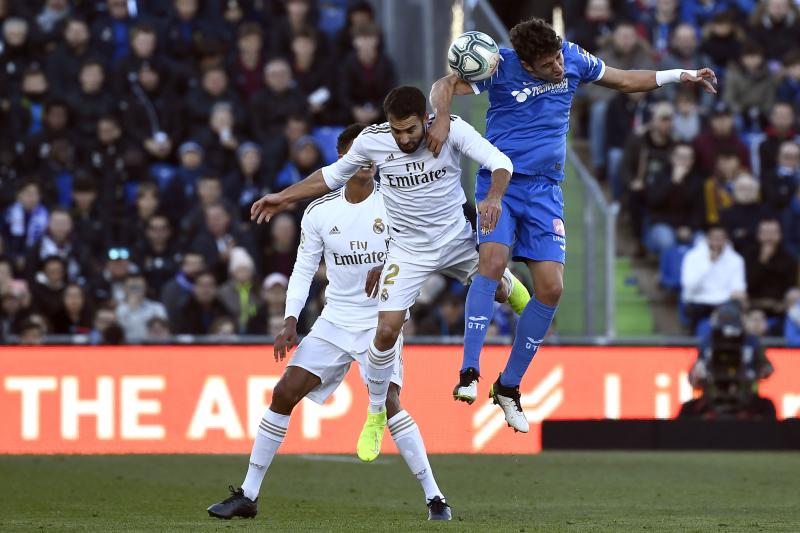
[520,59,533,71]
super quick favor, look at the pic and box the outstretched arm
[250,169,331,224]
[428,74,477,155]
[595,66,717,94]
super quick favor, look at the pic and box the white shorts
[287,318,403,404]
[377,220,512,311]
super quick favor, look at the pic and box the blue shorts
[475,169,566,264]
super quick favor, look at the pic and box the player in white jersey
[207,124,452,521]
[250,86,530,462]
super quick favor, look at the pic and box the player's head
[337,123,374,182]
[510,18,564,83]
[383,86,428,154]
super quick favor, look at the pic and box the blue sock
[500,296,557,387]
[461,274,499,374]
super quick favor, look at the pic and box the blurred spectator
[758,102,797,175]
[24,208,86,282]
[31,255,66,323]
[145,315,171,340]
[121,182,160,247]
[163,0,218,72]
[720,173,768,256]
[339,23,396,124]
[175,270,231,334]
[744,218,797,319]
[224,142,270,224]
[680,0,734,32]
[186,65,244,132]
[681,225,747,332]
[645,143,703,255]
[762,140,800,211]
[196,102,242,174]
[179,175,235,245]
[18,316,45,345]
[644,0,680,58]
[0,17,33,97]
[10,67,51,139]
[112,23,166,95]
[621,101,676,254]
[275,135,324,190]
[91,0,137,63]
[702,149,742,225]
[744,307,770,337]
[722,41,776,129]
[134,214,180,297]
[699,11,742,76]
[116,273,167,340]
[417,293,465,336]
[693,101,750,176]
[292,28,340,125]
[4,180,48,270]
[50,283,92,334]
[568,0,614,53]
[660,23,714,112]
[749,0,800,62]
[45,17,92,94]
[261,212,298,278]
[604,91,648,198]
[673,89,702,142]
[777,50,800,115]
[260,271,288,320]
[68,59,117,140]
[334,0,375,59]
[783,287,800,343]
[162,141,206,225]
[218,247,259,333]
[191,202,253,281]
[70,175,106,263]
[0,282,31,339]
[229,22,267,103]
[588,22,655,179]
[90,246,137,305]
[161,250,205,330]
[19,98,73,174]
[250,57,308,145]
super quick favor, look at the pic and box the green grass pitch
[2,452,799,532]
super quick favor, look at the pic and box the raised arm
[250,169,331,224]
[595,66,717,94]
[428,74,477,155]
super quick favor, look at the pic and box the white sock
[367,341,395,414]
[388,410,444,502]
[240,408,289,500]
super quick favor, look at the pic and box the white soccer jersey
[284,187,389,330]
[321,115,513,251]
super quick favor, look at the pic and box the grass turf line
[1,452,799,532]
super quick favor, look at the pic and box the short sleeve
[566,41,606,84]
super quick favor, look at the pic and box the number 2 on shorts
[383,264,399,285]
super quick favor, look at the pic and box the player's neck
[344,178,374,204]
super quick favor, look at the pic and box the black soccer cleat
[207,485,258,519]
[453,367,480,404]
[427,496,452,521]
[489,375,529,433]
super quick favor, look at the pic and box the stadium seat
[313,126,346,165]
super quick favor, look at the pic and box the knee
[480,255,507,280]
[536,277,563,306]
[270,380,303,414]
[374,322,400,351]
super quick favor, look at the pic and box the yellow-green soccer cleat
[356,408,387,462]
[507,276,531,316]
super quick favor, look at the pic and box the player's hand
[477,196,502,235]
[681,68,717,94]
[427,115,451,156]
[365,265,383,298]
[251,193,289,224]
[274,317,298,362]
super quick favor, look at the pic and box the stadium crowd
[0,0,490,345]
[568,0,800,341]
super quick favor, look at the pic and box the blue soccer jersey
[470,41,606,181]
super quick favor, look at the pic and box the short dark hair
[741,40,764,58]
[73,173,97,193]
[510,18,562,65]
[383,86,426,120]
[337,123,367,155]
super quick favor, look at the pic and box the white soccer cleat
[453,367,479,404]
[489,375,529,433]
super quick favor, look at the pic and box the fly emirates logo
[382,161,446,188]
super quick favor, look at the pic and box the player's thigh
[287,334,355,405]
[475,170,517,249]
[274,366,322,405]
[515,180,566,264]
[377,251,433,313]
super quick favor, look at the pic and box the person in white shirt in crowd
[681,225,746,332]
[115,273,167,341]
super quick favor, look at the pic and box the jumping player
[429,18,717,431]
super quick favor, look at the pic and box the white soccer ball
[447,31,500,82]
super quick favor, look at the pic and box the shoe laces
[427,496,450,512]
[222,485,245,503]
[496,380,523,413]
[458,367,479,387]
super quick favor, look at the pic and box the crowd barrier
[2,345,799,454]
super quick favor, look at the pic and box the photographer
[680,301,776,419]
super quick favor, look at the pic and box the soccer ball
[447,31,500,82]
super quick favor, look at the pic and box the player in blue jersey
[429,18,717,431]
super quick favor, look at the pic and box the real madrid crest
[380,288,389,302]
[373,217,385,234]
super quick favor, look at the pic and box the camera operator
[680,301,776,419]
